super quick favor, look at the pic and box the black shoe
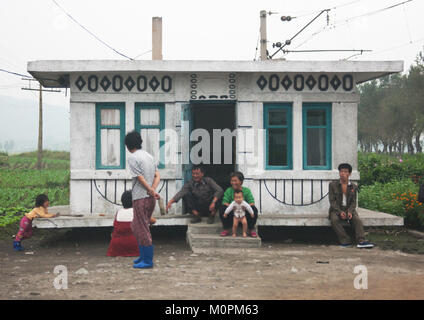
[191,216,202,224]
[207,215,216,224]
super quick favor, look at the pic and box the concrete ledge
[33,206,403,228]
[258,208,404,227]
[33,206,192,228]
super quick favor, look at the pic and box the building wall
[68,71,360,215]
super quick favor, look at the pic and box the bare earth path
[1,228,423,300]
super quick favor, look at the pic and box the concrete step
[187,222,223,234]
[188,222,259,234]
[187,232,262,249]
[187,219,261,250]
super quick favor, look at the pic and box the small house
[28,59,403,227]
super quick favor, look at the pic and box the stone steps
[186,221,261,251]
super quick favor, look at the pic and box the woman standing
[219,172,258,237]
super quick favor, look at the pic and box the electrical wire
[291,0,415,52]
[133,49,152,60]
[52,0,134,60]
[402,2,413,44]
[0,68,65,86]
[270,9,329,59]
[268,0,361,19]
[0,68,32,78]
[354,36,424,57]
[294,0,362,18]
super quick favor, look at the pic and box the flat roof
[27,59,403,88]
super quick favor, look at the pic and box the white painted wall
[68,71,360,216]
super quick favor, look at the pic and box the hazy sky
[1,0,423,109]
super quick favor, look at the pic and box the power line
[133,49,152,60]
[52,0,134,60]
[282,49,371,53]
[268,0,361,19]
[402,2,413,44]
[337,0,413,25]
[294,0,415,51]
[0,68,32,78]
[270,9,330,59]
[354,37,424,57]
[294,0,362,19]
[0,67,66,87]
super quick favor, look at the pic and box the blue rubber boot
[133,245,144,264]
[133,245,154,269]
[13,241,23,251]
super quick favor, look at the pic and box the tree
[358,48,424,154]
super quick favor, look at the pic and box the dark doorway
[191,102,236,191]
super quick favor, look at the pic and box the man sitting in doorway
[329,163,374,249]
[166,165,223,224]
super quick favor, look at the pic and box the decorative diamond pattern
[124,76,135,91]
[100,76,111,91]
[256,75,267,90]
[149,76,160,91]
[305,75,317,90]
[330,75,341,90]
[281,75,292,90]
[75,76,86,91]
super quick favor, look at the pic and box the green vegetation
[0,151,69,227]
[358,152,424,187]
[358,152,424,229]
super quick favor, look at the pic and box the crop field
[0,151,69,227]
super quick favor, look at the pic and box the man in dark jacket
[166,165,223,224]
[329,163,374,248]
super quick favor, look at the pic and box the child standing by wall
[223,190,254,238]
[13,194,56,251]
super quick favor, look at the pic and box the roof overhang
[27,59,404,88]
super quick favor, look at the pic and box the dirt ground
[1,226,423,300]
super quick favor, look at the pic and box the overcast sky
[1,0,423,108]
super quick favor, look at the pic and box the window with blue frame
[303,103,332,170]
[95,103,126,169]
[264,104,292,170]
[135,103,165,169]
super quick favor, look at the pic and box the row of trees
[358,50,424,154]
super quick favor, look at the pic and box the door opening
[190,102,236,191]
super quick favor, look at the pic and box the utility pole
[22,79,60,170]
[260,10,267,60]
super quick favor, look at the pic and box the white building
[28,59,403,225]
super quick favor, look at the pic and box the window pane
[140,108,160,126]
[268,128,287,166]
[307,109,326,126]
[141,128,160,162]
[100,109,120,126]
[100,129,120,167]
[268,110,287,126]
[307,128,326,166]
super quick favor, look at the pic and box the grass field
[0,150,69,227]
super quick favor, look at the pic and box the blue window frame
[264,103,293,170]
[135,103,165,169]
[303,103,332,170]
[95,102,126,170]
